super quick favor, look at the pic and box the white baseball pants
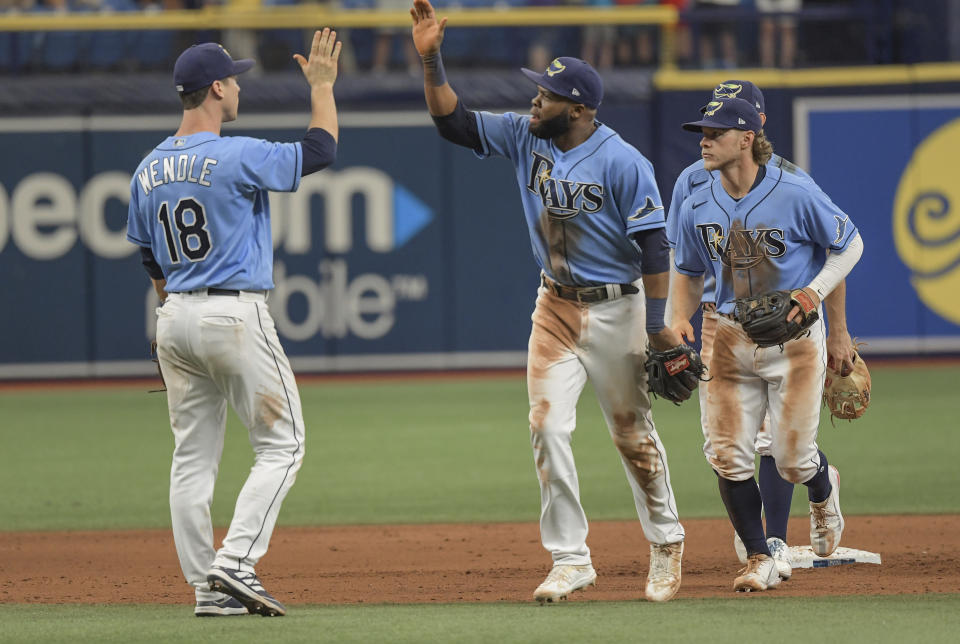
[699,310,774,456]
[527,283,685,566]
[700,313,827,484]
[156,290,305,590]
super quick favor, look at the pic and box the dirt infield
[1,515,957,605]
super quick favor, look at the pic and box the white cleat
[810,465,845,557]
[733,554,781,592]
[533,564,597,604]
[766,537,793,581]
[645,542,683,602]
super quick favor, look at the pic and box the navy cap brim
[231,59,255,76]
[521,68,565,97]
[682,120,712,132]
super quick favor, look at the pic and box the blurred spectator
[612,0,660,68]
[690,0,738,68]
[527,0,581,71]
[756,0,800,67]
[581,0,616,70]
[371,0,420,74]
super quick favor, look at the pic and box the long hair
[752,129,774,166]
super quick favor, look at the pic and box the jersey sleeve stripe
[126,234,150,247]
[475,112,491,157]
[290,142,301,192]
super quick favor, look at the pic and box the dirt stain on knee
[255,389,287,431]
[777,336,821,477]
[611,411,662,483]
[529,399,551,482]
[705,323,744,477]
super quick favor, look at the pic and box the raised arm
[294,27,342,141]
[411,0,457,116]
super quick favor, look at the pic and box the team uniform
[473,111,685,567]
[672,96,859,585]
[674,165,857,482]
[125,37,341,616]
[667,156,812,504]
[127,132,307,613]
[667,79,821,569]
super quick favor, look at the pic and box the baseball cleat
[194,593,249,617]
[533,564,596,604]
[207,566,286,617]
[733,554,781,592]
[645,541,683,602]
[809,465,844,557]
[766,537,793,581]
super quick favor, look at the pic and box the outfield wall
[1,69,959,377]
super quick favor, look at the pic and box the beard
[529,111,571,140]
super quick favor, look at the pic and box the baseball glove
[645,344,708,404]
[734,289,820,348]
[823,345,871,422]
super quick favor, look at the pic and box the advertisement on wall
[794,94,960,353]
[0,113,534,378]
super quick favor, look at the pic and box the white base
[787,545,882,568]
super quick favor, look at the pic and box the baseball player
[666,80,856,579]
[670,96,863,591]
[410,0,686,603]
[125,31,342,617]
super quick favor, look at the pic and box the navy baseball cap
[683,97,763,134]
[709,80,765,114]
[520,57,603,109]
[174,43,255,93]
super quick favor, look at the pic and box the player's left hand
[410,0,448,57]
[294,28,342,88]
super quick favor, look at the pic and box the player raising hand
[411,0,686,604]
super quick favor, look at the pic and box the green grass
[2,595,959,643]
[0,364,957,532]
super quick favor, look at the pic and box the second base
[787,545,881,568]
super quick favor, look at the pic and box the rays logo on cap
[546,58,566,77]
[703,101,723,116]
[714,82,743,99]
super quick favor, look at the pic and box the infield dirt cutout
[2,515,957,605]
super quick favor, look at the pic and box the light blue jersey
[126,132,302,292]
[666,154,813,302]
[673,165,857,314]
[476,111,664,285]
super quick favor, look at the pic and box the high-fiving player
[670,97,864,592]
[126,31,342,617]
[411,0,686,603]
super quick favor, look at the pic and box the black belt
[181,287,240,296]
[542,276,639,304]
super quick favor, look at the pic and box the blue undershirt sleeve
[431,100,482,152]
[632,227,670,274]
[140,246,165,280]
[300,128,337,176]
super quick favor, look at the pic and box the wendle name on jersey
[136,154,219,196]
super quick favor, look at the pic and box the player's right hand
[410,0,447,57]
[670,320,696,345]
[294,28,342,88]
